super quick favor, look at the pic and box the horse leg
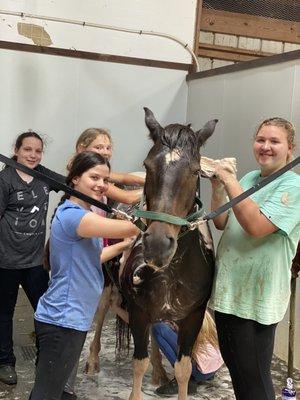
[150,332,169,386]
[174,355,192,400]
[128,308,150,400]
[85,284,112,374]
[175,307,206,400]
[129,358,149,400]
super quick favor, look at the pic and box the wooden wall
[196,8,300,71]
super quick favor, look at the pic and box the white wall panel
[0,49,188,228]
[187,59,300,368]
[0,0,197,63]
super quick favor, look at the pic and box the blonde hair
[68,128,113,171]
[255,117,296,162]
[192,311,219,358]
[75,128,113,152]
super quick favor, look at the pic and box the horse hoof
[84,362,100,375]
[129,394,142,400]
[160,375,170,385]
[151,374,170,386]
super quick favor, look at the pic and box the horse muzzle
[142,222,178,268]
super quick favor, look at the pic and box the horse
[119,108,218,400]
[85,179,170,386]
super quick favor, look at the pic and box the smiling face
[14,136,43,169]
[253,124,293,176]
[72,164,110,206]
[83,134,113,161]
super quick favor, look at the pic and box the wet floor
[1,289,299,400]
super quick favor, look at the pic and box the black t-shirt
[0,165,64,269]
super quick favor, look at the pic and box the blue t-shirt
[35,200,104,331]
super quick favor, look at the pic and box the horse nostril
[143,232,175,253]
[167,235,175,249]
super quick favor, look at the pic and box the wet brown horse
[120,108,218,400]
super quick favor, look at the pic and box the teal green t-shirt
[209,170,300,325]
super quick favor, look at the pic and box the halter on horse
[120,108,218,400]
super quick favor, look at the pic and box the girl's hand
[122,236,136,250]
[213,159,237,186]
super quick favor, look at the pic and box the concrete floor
[1,289,299,400]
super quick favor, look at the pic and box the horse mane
[160,123,199,157]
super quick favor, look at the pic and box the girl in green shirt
[209,118,300,400]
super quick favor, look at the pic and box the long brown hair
[43,151,110,270]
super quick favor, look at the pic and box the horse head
[142,107,217,269]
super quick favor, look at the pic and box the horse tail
[115,294,131,355]
[102,256,132,355]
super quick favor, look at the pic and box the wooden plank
[198,42,274,62]
[199,48,254,62]
[191,0,203,73]
[193,0,203,54]
[288,278,296,378]
[187,49,300,81]
[0,40,191,71]
[201,9,300,44]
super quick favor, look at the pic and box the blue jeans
[152,322,215,382]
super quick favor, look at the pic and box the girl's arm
[214,164,277,238]
[106,183,142,205]
[210,178,229,230]
[111,304,129,324]
[77,212,140,238]
[109,290,129,323]
[100,237,135,263]
[110,172,145,187]
[0,176,9,217]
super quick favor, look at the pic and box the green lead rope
[133,192,204,229]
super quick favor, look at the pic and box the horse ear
[144,107,163,142]
[196,119,218,146]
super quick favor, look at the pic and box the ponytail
[192,311,219,358]
[43,192,71,271]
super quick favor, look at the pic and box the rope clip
[188,218,206,231]
[112,208,134,221]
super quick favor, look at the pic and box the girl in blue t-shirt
[29,151,140,400]
[63,128,144,398]
[209,118,300,400]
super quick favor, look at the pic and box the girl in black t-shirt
[0,131,61,386]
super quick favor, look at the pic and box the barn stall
[0,0,299,399]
